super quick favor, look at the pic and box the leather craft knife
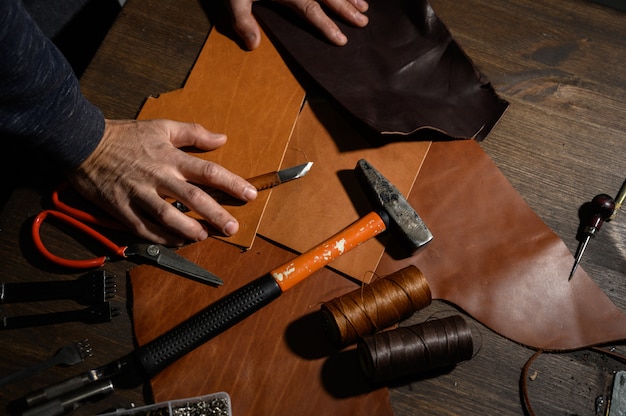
[171,162,314,213]
[245,161,313,191]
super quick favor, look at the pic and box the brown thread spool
[320,265,432,348]
[357,315,474,384]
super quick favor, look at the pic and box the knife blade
[246,161,313,190]
[171,162,313,212]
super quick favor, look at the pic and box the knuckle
[201,162,222,181]
[183,185,209,206]
[301,1,323,17]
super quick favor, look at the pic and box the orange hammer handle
[270,211,387,291]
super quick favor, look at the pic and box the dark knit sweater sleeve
[0,0,105,170]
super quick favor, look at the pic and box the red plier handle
[32,210,128,269]
[51,183,124,231]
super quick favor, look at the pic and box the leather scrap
[375,140,626,350]
[136,25,305,249]
[253,0,508,139]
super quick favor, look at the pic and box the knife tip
[296,161,314,178]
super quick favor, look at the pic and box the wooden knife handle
[247,172,281,191]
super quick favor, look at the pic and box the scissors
[31,184,224,286]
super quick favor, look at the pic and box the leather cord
[521,347,626,416]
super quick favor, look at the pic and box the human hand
[227,0,369,50]
[66,119,258,246]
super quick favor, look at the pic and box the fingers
[323,0,369,27]
[133,190,237,245]
[69,118,258,246]
[162,119,258,203]
[272,0,369,46]
[228,0,262,50]
[162,162,258,239]
[110,180,246,246]
[226,0,369,50]
[297,1,348,46]
[148,122,258,241]
[164,119,228,151]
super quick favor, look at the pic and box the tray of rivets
[100,392,231,416]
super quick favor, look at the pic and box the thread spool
[357,315,474,383]
[320,265,432,348]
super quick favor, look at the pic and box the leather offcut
[254,0,509,139]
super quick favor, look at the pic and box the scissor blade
[128,243,223,286]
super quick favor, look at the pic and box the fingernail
[244,32,259,50]
[197,228,209,241]
[355,0,369,12]
[210,133,227,141]
[244,185,258,201]
[355,12,369,26]
[335,31,348,46]
[224,220,239,236]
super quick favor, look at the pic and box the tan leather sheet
[259,95,431,282]
[136,26,305,248]
[375,140,626,350]
[130,237,394,415]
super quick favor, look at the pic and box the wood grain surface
[0,0,624,415]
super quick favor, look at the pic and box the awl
[171,162,313,213]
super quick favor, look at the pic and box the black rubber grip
[134,273,282,378]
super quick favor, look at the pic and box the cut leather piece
[375,140,626,350]
[136,26,305,249]
[253,0,508,140]
[258,94,432,282]
[129,236,394,416]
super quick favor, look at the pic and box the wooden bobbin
[320,265,432,348]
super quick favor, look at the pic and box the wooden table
[1,0,624,415]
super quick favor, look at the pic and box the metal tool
[608,370,626,416]
[1,302,121,329]
[22,379,114,416]
[609,178,626,221]
[0,340,92,387]
[16,159,432,414]
[568,193,617,281]
[32,209,223,286]
[21,360,124,410]
[171,162,314,213]
[1,270,116,306]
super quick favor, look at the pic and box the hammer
[19,160,432,410]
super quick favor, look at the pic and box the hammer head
[355,159,433,253]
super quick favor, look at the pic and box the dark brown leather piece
[130,237,394,415]
[375,140,626,350]
[253,0,508,140]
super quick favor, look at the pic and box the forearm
[0,0,104,171]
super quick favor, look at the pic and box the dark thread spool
[357,315,474,383]
[320,265,432,348]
